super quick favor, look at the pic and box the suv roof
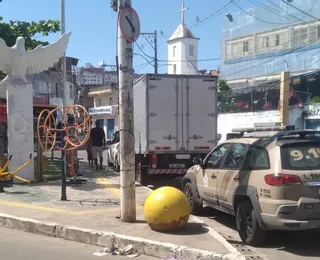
[227,126,320,148]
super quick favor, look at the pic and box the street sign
[119,7,140,42]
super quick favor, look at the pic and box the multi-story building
[87,84,119,140]
[75,63,118,86]
[220,0,320,89]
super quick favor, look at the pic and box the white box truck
[133,74,218,185]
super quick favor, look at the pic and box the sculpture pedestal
[6,80,34,182]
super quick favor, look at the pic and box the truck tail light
[151,153,157,169]
[264,174,302,186]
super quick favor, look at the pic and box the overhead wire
[246,0,297,22]
[159,0,240,38]
[231,0,292,25]
[281,0,320,22]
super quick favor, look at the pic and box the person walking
[90,120,106,171]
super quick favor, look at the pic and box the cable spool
[37,105,91,152]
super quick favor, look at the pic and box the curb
[0,213,243,260]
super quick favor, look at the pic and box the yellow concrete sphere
[144,186,191,232]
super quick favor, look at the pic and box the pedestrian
[90,120,106,171]
[86,135,93,168]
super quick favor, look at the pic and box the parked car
[182,125,320,246]
[106,132,120,172]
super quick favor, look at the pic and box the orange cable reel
[37,105,91,153]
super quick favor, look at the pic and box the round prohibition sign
[119,7,141,42]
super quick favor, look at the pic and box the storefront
[305,104,320,130]
[88,105,118,140]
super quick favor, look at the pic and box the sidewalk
[0,160,243,260]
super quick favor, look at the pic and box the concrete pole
[279,71,290,126]
[117,0,136,222]
[61,0,67,201]
[154,30,158,74]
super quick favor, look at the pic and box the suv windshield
[281,142,320,170]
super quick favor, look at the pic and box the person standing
[90,120,106,171]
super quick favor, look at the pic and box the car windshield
[281,142,320,170]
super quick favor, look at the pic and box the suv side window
[205,143,232,169]
[242,146,270,170]
[223,143,247,169]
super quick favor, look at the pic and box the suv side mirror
[193,156,203,166]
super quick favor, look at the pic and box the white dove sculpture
[0,32,72,85]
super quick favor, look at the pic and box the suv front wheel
[184,182,203,215]
[236,201,265,246]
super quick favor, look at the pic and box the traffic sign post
[119,7,140,43]
[117,0,137,223]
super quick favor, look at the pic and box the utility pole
[140,31,158,74]
[117,0,136,222]
[60,0,67,201]
[154,30,158,74]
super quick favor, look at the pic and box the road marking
[0,200,119,215]
[94,172,144,210]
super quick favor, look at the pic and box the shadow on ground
[154,178,320,258]
[161,222,209,236]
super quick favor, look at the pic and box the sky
[0,0,256,74]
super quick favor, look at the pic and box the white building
[87,84,119,140]
[167,1,200,75]
[75,63,117,86]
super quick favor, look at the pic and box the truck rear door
[147,76,179,152]
[182,76,218,152]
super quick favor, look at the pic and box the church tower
[167,1,200,75]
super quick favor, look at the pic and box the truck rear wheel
[136,164,147,186]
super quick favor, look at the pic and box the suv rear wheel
[236,201,265,246]
[184,182,203,215]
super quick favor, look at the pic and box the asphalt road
[152,177,320,260]
[0,228,157,260]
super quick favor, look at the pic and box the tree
[218,80,230,92]
[217,80,233,113]
[0,16,60,79]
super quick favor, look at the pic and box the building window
[173,64,177,74]
[232,43,238,56]
[189,44,194,57]
[95,98,102,107]
[55,83,59,98]
[301,28,308,43]
[263,36,269,48]
[243,41,249,53]
[109,97,113,105]
[318,25,320,38]
[275,34,280,46]
[69,85,73,99]
[173,46,176,57]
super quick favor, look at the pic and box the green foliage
[311,96,320,104]
[0,16,60,49]
[218,80,230,92]
[0,16,60,79]
[217,80,233,113]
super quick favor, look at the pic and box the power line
[266,0,306,23]
[159,0,239,38]
[232,0,290,25]
[282,0,320,22]
[135,41,219,63]
[246,0,296,22]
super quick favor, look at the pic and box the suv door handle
[211,174,216,179]
[234,176,240,182]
